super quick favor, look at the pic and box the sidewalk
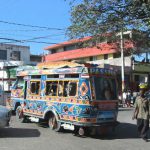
[118,107,134,111]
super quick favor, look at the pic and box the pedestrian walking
[126,90,131,107]
[132,83,150,142]
[122,89,127,107]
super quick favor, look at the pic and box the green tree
[67,0,150,43]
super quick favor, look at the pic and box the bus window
[45,81,58,96]
[45,81,77,97]
[45,81,52,96]
[30,81,40,95]
[94,77,117,100]
[68,82,77,96]
[58,81,64,96]
[13,77,24,89]
[51,81,58,96]
[63,81,69,97]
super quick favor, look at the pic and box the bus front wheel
[16,106,25,122]
[48,114,62,132]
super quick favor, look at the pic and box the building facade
[42,31,150,92]
[0,43,42,105]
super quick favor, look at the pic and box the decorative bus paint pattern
[17,67,115,77]
[22,95,117,124]
[10,64,118,132]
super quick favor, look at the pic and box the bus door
[25,77,44,116]
[91,76,118,123]
[11,77,24,99]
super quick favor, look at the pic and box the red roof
[44,42,128,62]
[43,39,134,62]
[44,36,92,50]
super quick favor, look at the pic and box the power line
[0,20,66,31]
[0,37,58,44]
[25,33,66,41]
[0,32,66,39]
[0,29,50,32]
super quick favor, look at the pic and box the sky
[0,0,71,55]
[0,0,149,60]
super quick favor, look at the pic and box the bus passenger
[104,88,112,100]
[58,81,63,96]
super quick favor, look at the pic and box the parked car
[0,105,11,128]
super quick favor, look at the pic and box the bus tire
[76,127,85,136]
[48,113,62,132]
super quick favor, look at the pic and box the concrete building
[0,43,42,105]
[43,31,150,92]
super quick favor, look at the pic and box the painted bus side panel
[22,96,117,124]
[78,78,92,101]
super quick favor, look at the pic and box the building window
[104,54,108,60]
[30,55,41,62]
[90,57,93,61]
[0,50,7,60]
[113,53,121,58]
[90,56,97,61]
[51,49,56,54]
[64,45,76,51]
[134,75,139,82]
[10,51,20,61]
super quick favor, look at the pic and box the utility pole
[2,60,5,105]
[120,29,125,96]
[120,0,125,99]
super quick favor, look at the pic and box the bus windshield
[12,77,24,89]
[94,77,117,100]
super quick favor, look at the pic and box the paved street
[0,108,149,150]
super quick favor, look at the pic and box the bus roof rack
[37,61,101,69]
[37,61,89,69]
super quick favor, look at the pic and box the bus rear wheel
[48,114,62,132]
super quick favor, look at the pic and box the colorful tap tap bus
[9,61,119,135]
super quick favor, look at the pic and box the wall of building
[133,63,150,72]
[88,56,132,67]
[0,44,43,105]
[57,47,64,53]
[0,43,30,63]
[97,55,104,60]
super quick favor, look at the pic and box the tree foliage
[67,0,150,41]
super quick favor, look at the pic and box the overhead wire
[0,37,58,44]
[0,4,149,46]
[0,20,66,31]
[0,21,66,45]
[0,31,66,39]
[0,19,67,46]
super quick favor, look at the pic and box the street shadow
[38,122,73,134]
[118,108,134,111]
[38,121,141,139]
[114,122,140,139]
[33,120,150,141]
[88,122,150,141]
[0,127,40,138]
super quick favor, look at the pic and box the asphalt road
[0,108,149,150]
